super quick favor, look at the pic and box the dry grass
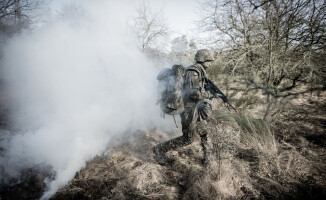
[50,102,326,200]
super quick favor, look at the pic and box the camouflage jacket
[183,63,212,107]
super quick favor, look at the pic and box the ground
[0,93,326,200]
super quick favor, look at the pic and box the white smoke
[0,0,175,199]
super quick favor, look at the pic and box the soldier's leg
[153,107,196,165]
[155,133,195,153]
[156,107,196,153]
[195,100,213,164]
[200,131,213,165]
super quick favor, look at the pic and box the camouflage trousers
[156,99,213,160]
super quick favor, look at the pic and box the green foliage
[199,0,326,119]
[207,70,263,112]
[215,106,277,157]
[233,93,262,110]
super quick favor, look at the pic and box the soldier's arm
[184,70,213,100]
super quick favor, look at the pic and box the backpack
[157,64,186,116]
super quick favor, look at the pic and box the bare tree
[0,0,42,34]
[198,0,326,118]
[131,1,170,55]
[168,35,199,65]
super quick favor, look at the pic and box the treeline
[197,0,326,120]
[2,0,325,122]
[145,0,326,122]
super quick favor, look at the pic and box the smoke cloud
[0,0,174,199]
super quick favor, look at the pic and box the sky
[46,0,202,40]
[153,0,201,37]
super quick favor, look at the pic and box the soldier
[153,49,219,165]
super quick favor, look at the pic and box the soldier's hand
[206,91,215,99]
[212,92,222,98]
[204,91,222,99]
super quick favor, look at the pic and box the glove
[205,91,221,99]
[203,91,214,99]
[213,92,222,98]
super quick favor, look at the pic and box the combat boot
[153,146,166,165]
[201,157,209,165]
[201,151,212,165]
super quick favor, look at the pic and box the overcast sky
[153,0,201,37]
[46,0,202,40]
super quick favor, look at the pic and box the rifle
[205,78,238,112]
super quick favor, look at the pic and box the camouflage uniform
[154,49,215,165]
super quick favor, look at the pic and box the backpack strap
[186,64,206,87]
[186,65,201,78]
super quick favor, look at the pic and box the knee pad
[196,120,208,136]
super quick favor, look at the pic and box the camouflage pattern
[154,60,214,164]
[183,63,214,103]
[157,65,186,115]
[194,49,214,63]
[156,99,212,151]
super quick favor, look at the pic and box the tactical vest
[183,63,207,106]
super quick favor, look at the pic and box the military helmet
[194,49,214,62]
